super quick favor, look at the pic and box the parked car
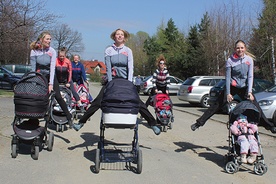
[1,64,31,77]
[0,66,21,90]
[209,78,274,113]
[140,75,184,95]
[255,85,276,125]
[177,76,225,108]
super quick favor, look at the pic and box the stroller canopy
[229,100,260,124]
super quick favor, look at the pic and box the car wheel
[200,95,210,108]
[272,111,276,126]
[147,88,152,95]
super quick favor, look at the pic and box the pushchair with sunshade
[12,72,54,160]
[224,100,267,175]
[153,93,174,132]
[94,78,142,174]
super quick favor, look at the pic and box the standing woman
[146,54,170,107]
[73,28,160,135]
[30,31,72,126]
[56,48,82,107]
[226,40,275,131]
[71,54,88,85]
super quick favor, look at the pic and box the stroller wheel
[31,145,39,160]
[11,144,18,158]
[225,161,238,174]
[169,122,173,129]
[136,149,142,174]
[254,162,268,175]
[47,132,54,151]
[163,125,168,132]
[94,148,101,173]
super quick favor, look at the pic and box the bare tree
[51,23,84,57]
[0,0,59,64]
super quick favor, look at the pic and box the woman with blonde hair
[30,31,72,127]
[73,28,160,135]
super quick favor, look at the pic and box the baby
[230,114,258,164]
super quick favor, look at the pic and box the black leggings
[79,85,157,126]
[53,76,71,120]
[197,86,275,128]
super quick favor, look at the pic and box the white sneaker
[247,154,257,164]
[240,154,247,163]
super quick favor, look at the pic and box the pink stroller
[72,84,93,120]
[153,93,174,132]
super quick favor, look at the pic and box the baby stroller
[94,78,142,174]
[153,93,174,132]
[12,72,54,160]
[72,84,92,120]
[224,100,267,175]
[49,86,75,132]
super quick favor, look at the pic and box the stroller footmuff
[224,100,267,175]
[12,72,54,160]
[153,93,174,132]
[50,86,75,132]
[94,78,142,174]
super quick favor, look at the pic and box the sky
[45,0,263,61]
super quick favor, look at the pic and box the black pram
[94,78,142,174]
[12,72,54,160]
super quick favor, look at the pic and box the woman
[55,48,82,107]
[71,54,88,85]
[191,40,276,133]
[30,31,72,126]
[73,28,160,135]
[146,54,170,107]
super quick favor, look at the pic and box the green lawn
[0,89,14,97]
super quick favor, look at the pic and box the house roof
[82,60,106,74]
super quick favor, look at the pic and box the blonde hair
[110,28,130,42]
[156,54,166,67]
[235,40,255,60]
[58,47,67,56]
[30,31,51,50]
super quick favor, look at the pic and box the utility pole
[271,37,276,84]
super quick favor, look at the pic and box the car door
[0,68,11,89]
[168,76,179,94]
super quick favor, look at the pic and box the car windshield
[143,75,152,82]
[267,85,276,92]
[182,78,195,85]
[214,79,226,88]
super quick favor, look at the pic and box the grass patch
[0,89,14,97]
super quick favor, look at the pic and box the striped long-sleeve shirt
[152,68,170,89]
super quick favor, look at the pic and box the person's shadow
[174,141,227,169]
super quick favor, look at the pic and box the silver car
[140,75,184,95]
[177,76,225,108]
[255,85,276,125]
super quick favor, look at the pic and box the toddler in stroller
[230,114,258,164]
[12,72,54,160]
[153,93,174,132]
[72,84,92,120]
[225,100,267,175]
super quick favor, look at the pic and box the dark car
[208,78,274,113]
[0,66,21,90]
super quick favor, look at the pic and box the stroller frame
[94,113,142,174]
[224,100,268,175]
[11,92,55,160]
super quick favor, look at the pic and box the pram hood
[229,100,260,124]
